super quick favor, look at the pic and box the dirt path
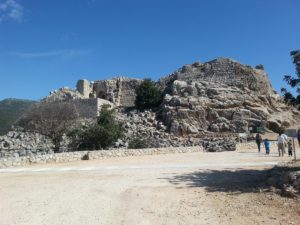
[0,150,300,225]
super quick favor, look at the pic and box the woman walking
[255,133,262,153]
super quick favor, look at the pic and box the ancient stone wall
[71,98,112,118]
[0,146,204,168]
[71,98,99,118]
[92,77,142,107]
[76,79,92,98]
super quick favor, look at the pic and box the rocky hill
[1,57,299,157]
[106,57,299,149]
[158,58,300,136]
[40,57,300,139]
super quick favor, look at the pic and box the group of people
[255,130,300,157]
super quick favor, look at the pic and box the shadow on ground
[162,164,300,194]
[162,169,272,193]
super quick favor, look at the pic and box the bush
[255,64,264,70]
[128,138,148,149]
[70,105,124,150]
[135,79,163,109]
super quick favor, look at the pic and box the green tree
[281,50,300,108]
[71,105,124,150]
[135,79,163,109]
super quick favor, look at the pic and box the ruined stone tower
[76,79,92,98]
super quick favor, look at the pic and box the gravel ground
[0,148,300,225]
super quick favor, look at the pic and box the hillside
[0,99,36,135]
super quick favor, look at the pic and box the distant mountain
[0,98,36,135]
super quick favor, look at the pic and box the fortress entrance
[97,91,107,99]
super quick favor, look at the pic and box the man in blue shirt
[263,139,270,155]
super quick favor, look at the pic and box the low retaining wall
[0,146,204,168]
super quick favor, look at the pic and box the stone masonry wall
[71,98,99,118]
[72,98,113,118]
[76,79,92,98]
[92,77,142,107]
[0,146,203,168]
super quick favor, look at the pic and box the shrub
[255,64,264,70]
[135,79,163,109]
[70,105,124,150]
[128,138,148,149]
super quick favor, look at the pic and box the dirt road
[1,149,300,225]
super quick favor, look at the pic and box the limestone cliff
[159,58,300,135]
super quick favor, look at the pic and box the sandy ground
[1,149,300,225]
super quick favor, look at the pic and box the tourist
[263,139,270,155]
[255,133,262,152]
[297,130,300,147]
[287,140,293,157]
[277,133,286,157]
[282,132,288,154]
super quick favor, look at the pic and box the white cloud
[9,49,92,59]
[0,0,24,22]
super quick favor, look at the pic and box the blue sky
[0,0,299,100]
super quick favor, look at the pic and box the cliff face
[159,58,300,135]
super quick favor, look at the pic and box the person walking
[264,139,270,155]
[277,133,286,157]
[282,132,288,154]
[255,133,263,152]
[297,130,300,147]
[287,140,293,157]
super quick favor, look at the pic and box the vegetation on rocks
[128,138,148,149]
[135,79,163,110]
[69,105,124,150]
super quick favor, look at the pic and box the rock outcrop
[116,108,236,151]
[159,58,300,135]
[0,131,54,158]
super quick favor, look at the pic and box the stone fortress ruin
[38,57,300,136]
[76,77,143,107]
[1,57,300,167]
[45,77,142,117]
[49,57,277,115]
